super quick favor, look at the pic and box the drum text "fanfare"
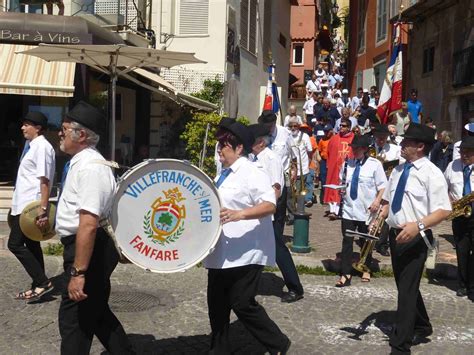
[129,235,179,261]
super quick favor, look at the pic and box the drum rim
[111,158,222,273]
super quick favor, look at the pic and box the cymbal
[19,201,56,241]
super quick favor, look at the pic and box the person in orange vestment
[323,117,354,219]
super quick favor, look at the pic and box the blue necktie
[391,162,414,213]
[350,160,361,199]
[19,141,30,161]
[463,165,472,196]
[216,168,231,188]
[61,160,71,189]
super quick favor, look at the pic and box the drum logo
[143,187,186,245]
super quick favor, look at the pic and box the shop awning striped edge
[0,44,75,97]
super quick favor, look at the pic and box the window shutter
[179,0,209,35]
[240,0,249,50]
[262,0,272,62]
[248,0,258,55]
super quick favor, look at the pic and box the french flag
[377,23,403,124]
[262,64,280,113]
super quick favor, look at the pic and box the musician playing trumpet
[444,136,474,302]
[335,134,387,287]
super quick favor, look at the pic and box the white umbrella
[19,43,206,160]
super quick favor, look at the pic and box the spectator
[300,124,319,207]
[335,107,358,133]
[317,124,333,204]
[407,88,423,124]
[387,124,403,145]
[351,87,363,112]
[390,102,412,135]
[306,74,321,99]
[315,63,327,82]
[284,105,303,128]
[430,130,454,172]
[341,89,352,109]
[302,92,317,125]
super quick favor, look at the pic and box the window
[374,61,387,91]
[357,1,367,53]
[293,43,304,65]
[240,0,258,55]
[377,0,388,43]
[178,0,209,35]
[356,71,363,90]
[423,46,435,74]
[390,0,400,20]
[8,0,42,13]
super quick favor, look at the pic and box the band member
[204,119,291,354]
[9,111,55,301]
[380,123,451,354]
[55,101,133,354]
[444,136,474,302]
[258,110,304,303]
[336,134,386,287]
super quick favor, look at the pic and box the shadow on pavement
[322,252,384,274]
[257,272,285,297]
[121,321,266,354]
[427,269,459,292]
[340,310,396,341]
[438,234,456,248]
[27,272,66,304]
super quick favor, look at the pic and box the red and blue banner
[262,64,280,113]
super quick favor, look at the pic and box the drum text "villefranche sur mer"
[123,169,213,223]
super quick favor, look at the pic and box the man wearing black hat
[379,123,451,353]
[258,110,304,303]
[55,101,133,354]
[335,134,387,287]
[444,136,474,302]
[9,111,55,301]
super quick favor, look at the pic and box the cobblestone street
[0,249,472,355]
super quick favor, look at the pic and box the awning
[0,44,75,97]
[122,68,218,112]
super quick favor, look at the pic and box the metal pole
[111,74,117,161]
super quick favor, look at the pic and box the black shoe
[456,288,468,297]
[377,247,390,257]
[305,201,313,208]
[280,339,291,355]
[281,290,303,303]
[335,275,352,288]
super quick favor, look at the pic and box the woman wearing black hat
[203,120,291,354]
[9,111,55,301]
[336,134,387,287]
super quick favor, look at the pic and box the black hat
[218,121,255,153]
[460,136,474,150]
[258,110,277,124]
[23,111,48,128]
[402,123,436,144]
[65,101,105,135]
[218,117,236,129]
[349,134,371,148]
[372,124,389,135]
[248,123,270,139]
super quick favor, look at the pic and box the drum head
[19,201,56,241]
[111,159,222,273]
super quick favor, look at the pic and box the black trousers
[207,265,289,354]
[452,217,474,299]
[273,186,304,295]
[58,229,134,355]
[376,222,390,251]
[340,219,373,275]
[7,215,49,288]
[389,228,432,354]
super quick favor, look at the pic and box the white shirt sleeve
[77,165,115,217]
[374,161,388,190]
[249,168,276,206]
[427,167,452,213]
[303,134,313,152]
[33,141,55,181]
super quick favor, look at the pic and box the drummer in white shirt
[204,119,291,354]
[9,111,55,301]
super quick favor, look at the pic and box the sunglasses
[340,124,349,128]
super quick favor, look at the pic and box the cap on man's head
[349,134,371,148]
[464,123,474,133]
[460,136,474,150]
[65,101,105,135]
[248,123,270,139]
[402,123,436,144]
[258,110,277,124]
[342,89,349,94]
[23,111,48,128]
[372,124,390,136]
[363,88,369,94]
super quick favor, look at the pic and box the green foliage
[43,242,64,256]
[158,212,173,226]
[180,112,249,177]
[191,77,224,107]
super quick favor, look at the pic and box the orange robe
[323,132,354,204]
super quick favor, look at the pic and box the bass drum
[111,159,221,273]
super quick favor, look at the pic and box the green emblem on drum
[143,188,186,245]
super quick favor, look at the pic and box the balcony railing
[453,45,474,88]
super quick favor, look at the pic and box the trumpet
[352,206,385,274]
[289,144,307,213]
[446,192,474,220]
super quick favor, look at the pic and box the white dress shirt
[203,157,276,269]
[306,80,321,93]
[303,98,317,115]
[341,157,387,221]
[252,147,284,189]
[444,159,473,201]
[11,135,55,216]
[375,143,402,162]
[283,114,303,127]
[55,147,116,237]
[382,157,451,228]
[351,96,361,111]
[270,125,296,173]
[291,131,312,176]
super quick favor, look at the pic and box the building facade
[401,0,474,138]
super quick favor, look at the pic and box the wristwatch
[417,220,425,232]
[70,266,86,277]
[41,206,47,211]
